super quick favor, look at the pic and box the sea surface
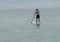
[0,8,60,42]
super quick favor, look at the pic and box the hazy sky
[0,0,60,9]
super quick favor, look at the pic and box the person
[34,9,40,23]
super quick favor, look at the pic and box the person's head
[36,9,38,11]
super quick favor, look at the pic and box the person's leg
[38,16,40,22]
[36,18,40,23]
[38,15,40,22]
[36,15,38,23]
[36,18,38,23]
[37,15,40,22]
[36,15,40,23]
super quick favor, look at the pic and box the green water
[0,9,60,42]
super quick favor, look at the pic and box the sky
[0,0,60,9]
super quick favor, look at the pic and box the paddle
[31,14,35,23]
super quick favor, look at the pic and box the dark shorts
[36,14,40,19]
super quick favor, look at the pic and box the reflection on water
[36,24,40,29]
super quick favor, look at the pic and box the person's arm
[34,11,37,15]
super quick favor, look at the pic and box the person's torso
[36,11,39,15]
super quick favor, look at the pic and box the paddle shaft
[31,15,35,23]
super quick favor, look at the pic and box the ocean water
[0,9,60,42]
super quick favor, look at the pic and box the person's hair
[36,9,38,10]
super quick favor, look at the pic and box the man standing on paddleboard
[34,9,40,23]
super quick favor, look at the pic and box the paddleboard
[32,21,40,25]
